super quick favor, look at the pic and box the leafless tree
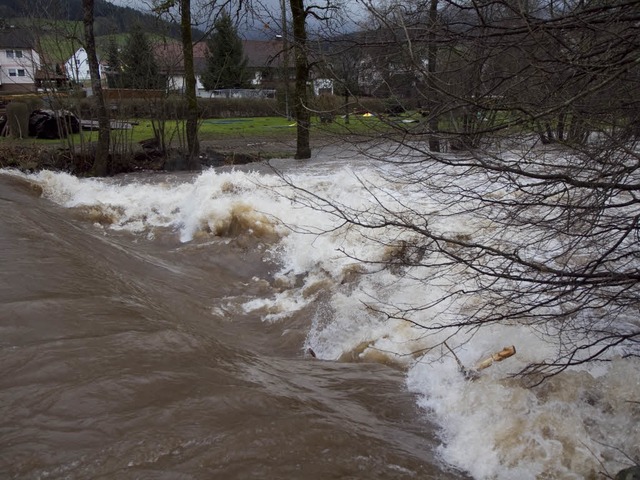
[289,0,312,159]
[180,0,200,168]
[152,0,201,169]
[82,0,110,175]
[15,1,100,165]
[284,0,640,383]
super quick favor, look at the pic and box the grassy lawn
[0,116,295,147]
[198,116,297,141]
[315,111,425,136]
[0,114,403,150]
[124,116,303,145]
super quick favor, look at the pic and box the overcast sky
[104,0,363,37]
[105,0,286,16]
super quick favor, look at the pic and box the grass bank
[0,112,426,175]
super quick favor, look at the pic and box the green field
[0,112,412,148]
[73,116,299,146]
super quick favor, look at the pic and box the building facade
[0,27,41,93]
[65,47,106,85]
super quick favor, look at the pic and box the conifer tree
[120,24,160,89]
[201,13,248,90]
[105,36,121,88]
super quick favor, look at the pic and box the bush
[63,95,280,120]
[61,97,96,119]
[6,102,29,139]
[349,97,388,115]
[24,96,43,112]
[198,98,278,118]
[311,94,341,123]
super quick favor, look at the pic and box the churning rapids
[1,144,638,480]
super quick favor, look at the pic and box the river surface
[1,145,638,479]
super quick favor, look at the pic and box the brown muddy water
[0,173,466,479]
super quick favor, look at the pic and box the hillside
[0,0,181,38]
[0,0,207,63]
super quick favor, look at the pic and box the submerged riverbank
[0,136,290,176]
[0,123,363,176]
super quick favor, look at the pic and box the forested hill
[0,0,183,38]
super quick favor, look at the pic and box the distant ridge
[0,0,187,39]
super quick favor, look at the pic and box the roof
[65,47,104,64]
[0,27,35,49]
[153,39,289,75]
[152,42,190,75]
[243,40,287,68]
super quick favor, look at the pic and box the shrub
[311,94,341,123]
[198,98,278,118]
[346,97,388,115]
[61,95,281,120]
[6,102,29,139]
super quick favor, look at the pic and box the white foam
[8,159,639,479]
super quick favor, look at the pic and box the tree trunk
[181,0,200,169]
[82,0,110,176]
[280,0,291,120]
[289,0,311,159]
[557,110,566,141]
[344,90,350,125]
[427,0,440,153]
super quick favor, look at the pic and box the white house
[64,47,105,85]
[154,40,293,98]
[0,27,41,93]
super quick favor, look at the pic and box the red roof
[153,39,288,74]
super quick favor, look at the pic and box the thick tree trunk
[427,0,440,153]
[82,0,110,175]
[181,0,200,169]
[289,0,311,159]
[280,0,291,120]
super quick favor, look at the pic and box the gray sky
[104,0,283,15]
[104,0,364,37]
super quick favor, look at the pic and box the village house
[64,47,106,85]
[151,38,335,99]
[53,38,334,99]
[153,39,294,98]
[0,26,41,93]
[152,41,206,94]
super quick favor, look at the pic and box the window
[17,69,25,77]
[8,68,16,76]
[6,49,23,59]
[6,50,13,58]
[8,69,26,77]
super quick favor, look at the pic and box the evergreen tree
[201,13,248,90]
[105,36,121,88]
[120,24,160,89]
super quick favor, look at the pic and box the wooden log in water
[445,342,516,379]
[474,345,517,371]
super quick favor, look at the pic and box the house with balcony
[0,27,41,93]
